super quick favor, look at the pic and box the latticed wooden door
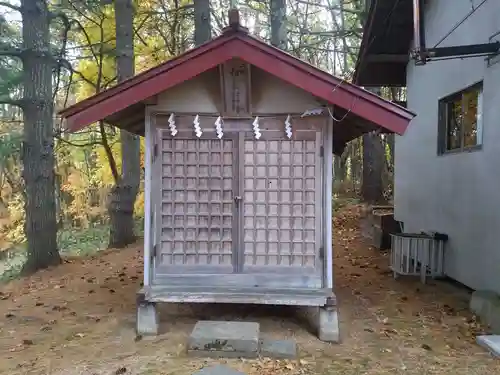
[239,129,323,278]
[155,130,237,274]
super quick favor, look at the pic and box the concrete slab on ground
[476,335,500,357]
[260,338,297,359]
[192,365,247,375]
[187,349,258,359]
[188,321,260,358]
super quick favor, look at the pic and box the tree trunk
[20,0,61,273]
[340,149,348,183]
[387,87,398,169]
[360,87,385,203]
[194,0,211,46]
[362,132,385,204]
[349,139,361,191]
[109,0,141,248]
[387,133,395,170]
[334,156,342,183]
[270,0,287,49]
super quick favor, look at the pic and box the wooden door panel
[156,130,237,274]
[240,130,322,275]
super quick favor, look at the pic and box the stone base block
[296,305,340,343]
[318,306,340,342]
[136,302,159,336]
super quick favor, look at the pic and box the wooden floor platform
[140,285,335,306]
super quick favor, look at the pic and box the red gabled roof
[60,23,415,134]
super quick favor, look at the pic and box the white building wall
[395,0,500,292]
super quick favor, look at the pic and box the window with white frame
[438,82,483,154]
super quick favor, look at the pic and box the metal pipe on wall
[412,0,426,62]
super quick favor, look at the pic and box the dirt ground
[0,205,499,375]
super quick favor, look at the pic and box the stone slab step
[188,321,259,356]
[192,365,246,375]
[187,320,298,359]
[260,338,297,359]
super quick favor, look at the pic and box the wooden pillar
[324,111,334,289]
[143,107,153,286]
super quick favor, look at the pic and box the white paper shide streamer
[168,113,178,137]
[285,114,292,139]
[215,116,224,139]
[193,115,202,138]
[252,116,261,139]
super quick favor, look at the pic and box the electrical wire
[433,0,490,48]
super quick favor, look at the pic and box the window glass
[446,98,462,151]
[462,88,480,148]
[439,83,483,154]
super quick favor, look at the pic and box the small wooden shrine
[60,10,414,342]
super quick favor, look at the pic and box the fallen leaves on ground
[0,202,498,375]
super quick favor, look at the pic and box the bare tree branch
[0,1,21,12]
[0,99,24,108]
[54,136,103,148]
[0,45,22,58]
[99,120,120,184]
